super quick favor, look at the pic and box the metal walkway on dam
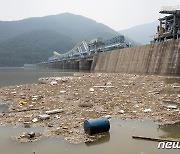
[37,35,129,70]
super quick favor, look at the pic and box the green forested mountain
[0,30,75,66]
[0,13,138,67]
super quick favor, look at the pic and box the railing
[48,35,129,62]
[161,5,180,11]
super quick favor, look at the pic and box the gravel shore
[0,73,180,143]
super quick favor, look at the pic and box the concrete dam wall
[93,39,180,75]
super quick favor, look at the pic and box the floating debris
[89,88,95,92]
[59,90,66,94]
[93,85,114,88]
[144,108,152,113]
[32,118,38,123]
[78,102,93,108]
[50,81,57,86]
[24,122,31,128]
[167,105,177,109]
[28,132,35,138]
[0,73,180,144]
[45,109,64,114]
[104,115,111,119]
[118,110,125,114]
[38,78,47,84]
[173,86,180,91]
[38,114,50,120]
[11,91,17,94]
[12,132,42,143]
[18,100,28,105]
[84,117,110,135]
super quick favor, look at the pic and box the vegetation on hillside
[0,30,75,66]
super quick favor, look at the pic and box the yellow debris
[18,100,28,105]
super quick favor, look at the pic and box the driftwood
[132,136,180,142]
[9,108,39,113]
[93,86,115,88]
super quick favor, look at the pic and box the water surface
[0,68,179,154]
[0,67,75,88]
[0,119,179,154]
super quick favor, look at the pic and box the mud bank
[0,73,180,143]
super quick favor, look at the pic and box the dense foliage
[0,30,75,66]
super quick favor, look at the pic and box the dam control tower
[154,6,180,42]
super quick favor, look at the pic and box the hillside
[0,13,118,43]
[119,21,159,45]
[0,30,75,67]
[0,13,124,67]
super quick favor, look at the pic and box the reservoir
[0,119,179,154]
[0,67,75,88]
[0,68,179,154]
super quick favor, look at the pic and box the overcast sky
[0,0,179,30]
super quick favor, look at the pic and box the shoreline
[0,73,180,143]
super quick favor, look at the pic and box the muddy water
[0,68,75,88]
[0,103,9,113]
[162,77,180,95]
[0,119,179,154]
[165,77,180,84]
[0,68,180,153]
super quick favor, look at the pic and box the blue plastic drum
[84,117,110,135]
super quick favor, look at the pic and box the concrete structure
[94,39,180,75]
[154,6,180,42]
[37,38,180,75]
[37,56,93,70]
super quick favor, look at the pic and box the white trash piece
[104,115,111,119]
[38,114,50,120]
[144,108,152,113]
[50,81,57,86]
[89,88,95,92]
[167,104,177,109]
[59,90,66,94]
[45,109,64,114]
[32,118,38,123]
[118,110,125,114]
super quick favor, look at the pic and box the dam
[37,38,180,75]
[93,39,180,75]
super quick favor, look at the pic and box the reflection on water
[165,78,180,84]
[85,132,110,147]
[0,103,9,113]
[161,77,180,95]
[0,119,179,154]
[159,122,180,139]
[0,98,9,113]
[0,67,76,88]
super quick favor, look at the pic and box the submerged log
[132,136,180,142]
[9,108,39,113]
